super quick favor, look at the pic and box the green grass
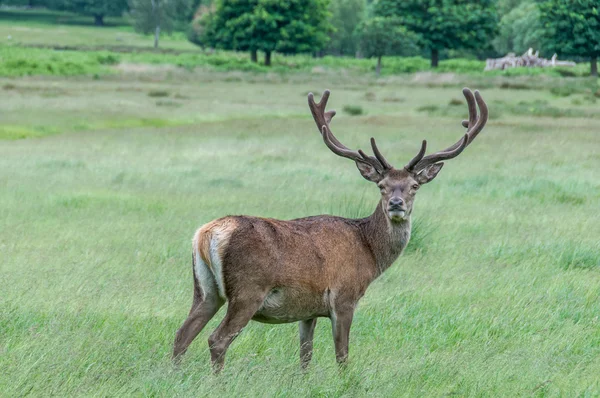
[0,9,197,50]
[2,43,594,78]
[1,70,599,396]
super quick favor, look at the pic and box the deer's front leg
[299,318,317,368]
[330,304,355,365]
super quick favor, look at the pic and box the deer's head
[308,89,488,224]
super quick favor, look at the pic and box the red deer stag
[173,88,488,372]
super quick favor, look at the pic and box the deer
[172,88,488,372]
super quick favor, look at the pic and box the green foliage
[197,0,332,63]
[326,0,366,56]
[496,0,528,16]
[147,89,170,97]
[357,16,419,74]
[128,0,193,47]
[191,0,255,50]
[357,17,419,59]
[539,0,600,75]
[342,104,363,115]
[48,0,129,25]
[7,44,598,77]
[0,46,109,76]
[372,0,498,65]
[493,1,546,55]
[0,0,46,6]
[424,57,482,73]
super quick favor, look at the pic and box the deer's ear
[416,163,444,184]
[355,161,384,183]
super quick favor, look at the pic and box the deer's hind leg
[172,254,224,361]
[208,292,267,373]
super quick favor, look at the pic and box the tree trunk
[251,50,257,63]
[154,25,160,49]
[431,48,439,68]
[591,56,598,77]
[151,0,160,49]
[94,15,104,26]
[376,55,382,76]
[265,51,272,66]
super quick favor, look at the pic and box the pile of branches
[485,48,576,71]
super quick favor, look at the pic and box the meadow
[1,9,600,398]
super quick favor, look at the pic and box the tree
[373,0,498,67]
[129,0,192,48]
[199,0,332,66]
[539,0,600,76]
[493,1,546,55]
[196,0,260,61]
[327,0,366,56]
[49,0,129,26]
[253,0,331,64]
[496,0,528,16]
[357,17,419,75]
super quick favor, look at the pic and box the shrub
[364,91,376,101]
[382,95,405,102]
[96,53,120,65]
[156,100,182,107]
[148,90,169,97]
[550,86,577,97]
[342,105,364,115]
[0,46,106,77]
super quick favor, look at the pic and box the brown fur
[172,88,488,372]
[194,218,238,273]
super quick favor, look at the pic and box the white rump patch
[192,232,227,300]
[209,234,227,299]
[193,250,216,300]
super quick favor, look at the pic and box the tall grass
[1,72,599,397]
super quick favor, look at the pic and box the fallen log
[485,48,576,71]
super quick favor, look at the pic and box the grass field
[0,9,196,50]
[1,8,600,397]
[1,68,600,396]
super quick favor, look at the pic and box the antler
[405,88,488,172]
[308,90,393,173]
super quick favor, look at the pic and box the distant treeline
[1,0,599,75]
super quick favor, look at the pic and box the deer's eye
[412,184,419,190]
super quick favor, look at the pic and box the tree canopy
[357,17,419,75]
[49,0,129,25]
[539,0,600,76]
[198,0,332,65]
[372,0,498,67]
[129,0,192,48]
[327,0,366,56]
[493,1,546,56]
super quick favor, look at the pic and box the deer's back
[193,215,376,322]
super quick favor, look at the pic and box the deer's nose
[389,197,404,208]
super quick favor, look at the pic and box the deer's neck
[362,201,411,276]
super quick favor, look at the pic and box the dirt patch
[412,72,459,84]
[113,62,179,74]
